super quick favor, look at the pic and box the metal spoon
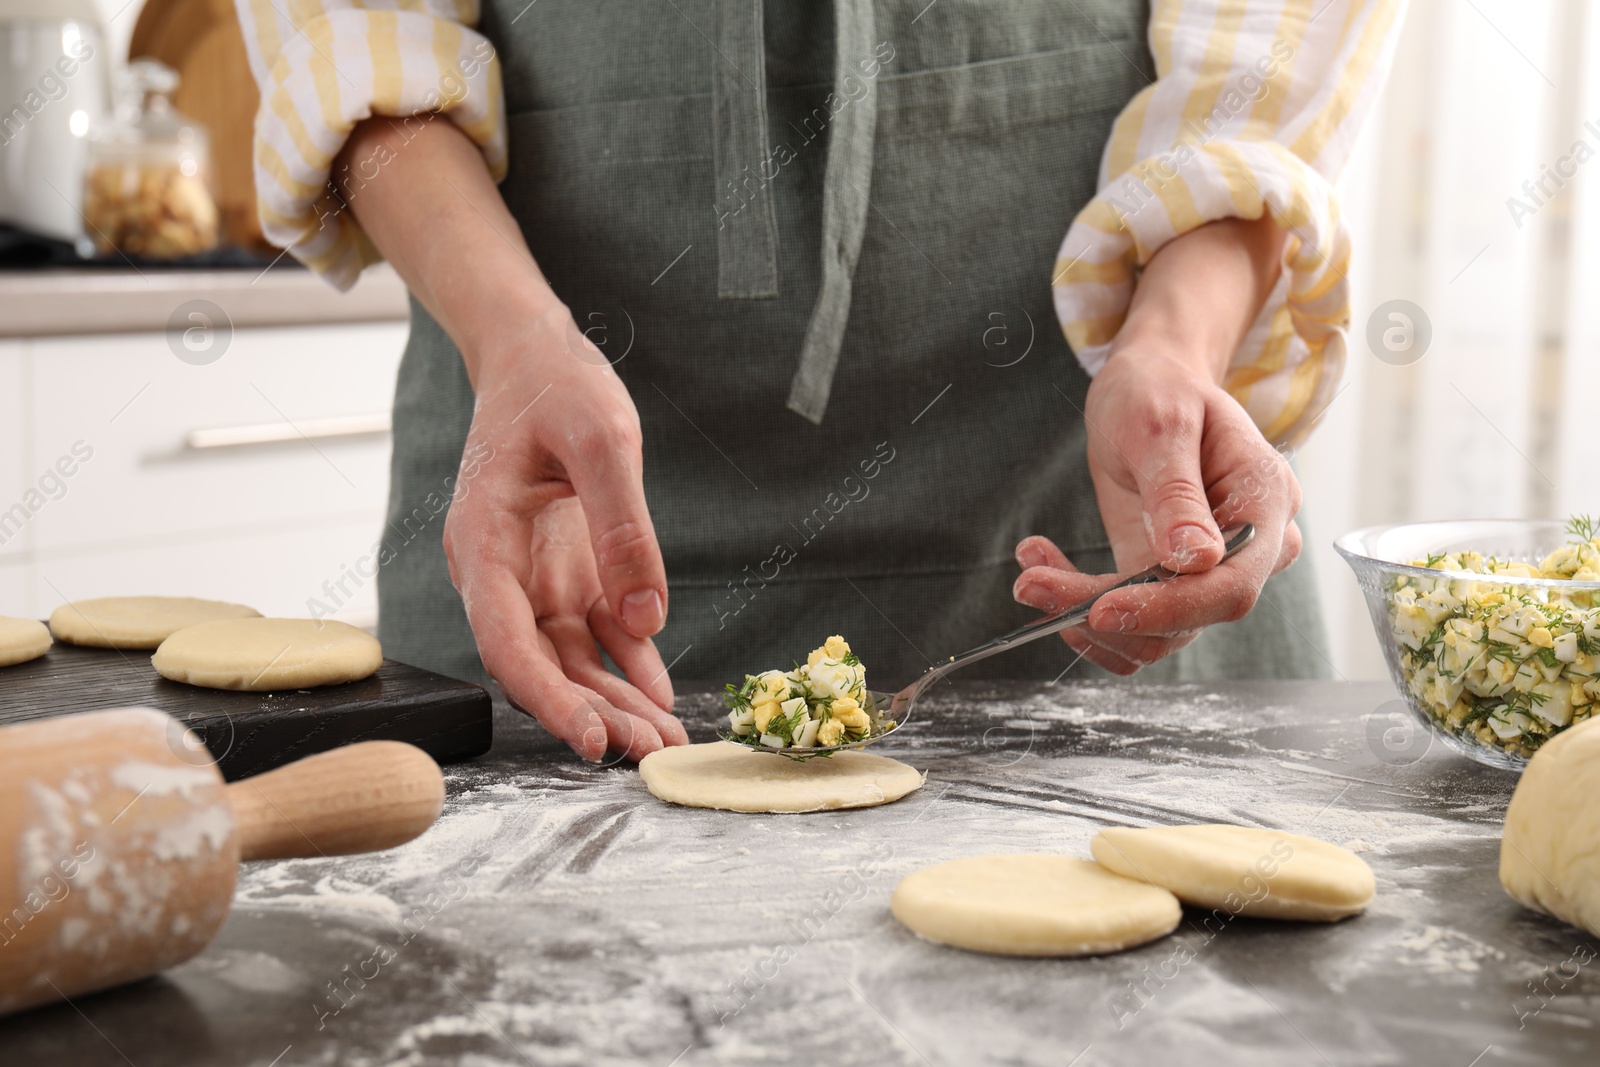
[758,523,1256,759]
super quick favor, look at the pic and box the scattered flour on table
[1395,925,1508,975]
[224,689,1523,1066]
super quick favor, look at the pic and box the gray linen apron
[377,0,1332,691]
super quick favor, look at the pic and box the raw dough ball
[1092,824,1375,921]
[638,741,923,813]
[891,855,1180,957]
[152,618,382,691]
[1501,718,1600,937]
[0,616,51,667]
[51,596,260,650]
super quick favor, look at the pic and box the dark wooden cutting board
[0,641,492,781]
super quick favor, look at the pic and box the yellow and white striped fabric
[236,1,1402,446]
[1054,0,1405,446]
[233,0,506,290]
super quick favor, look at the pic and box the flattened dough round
[0,616,51,667]
[1092,824,1375,921]
[638,741,923,813]
[891,855,1180,957]
[152,618,382,690]
[1502,718,1600,937]
[51,596,260,650]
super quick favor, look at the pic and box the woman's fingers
[1061,617,1200,674]
[569,442,668,641]
[1013,551,1204,672]
[1084,626,1198,667]
[1013,563,1125,618]
[584,699,668,763]
[584,676,688,751]
[442,309,675,759]
[1015,535,1074,572]
[451,556,609,760]
[1059,628,1143,675]
[1086,534,1276,636]
[578,607,690,748]
[1084,394,1301,640]
[589,598,677,714]
[552,331,669,642]
[1085,509,1284,637]
[1123,414,1225,574]
[1276,519,1303,575]
[543,614,674,760]
[443,484,617,759]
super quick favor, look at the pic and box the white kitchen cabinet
[0,341,26,544]
[1,321,408,626]
[31,516,387,629]
[0,562,25,616]
[0,341,28,605]
[30,323,404,550]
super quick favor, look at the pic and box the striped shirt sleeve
[1052,0,1405,447]
[233,0,506,291]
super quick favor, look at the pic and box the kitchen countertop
[0,264,409,337]
[2,680,1596,1066]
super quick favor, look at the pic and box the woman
[236,1,1401,759]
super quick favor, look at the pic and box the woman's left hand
[1013,216,1304,674]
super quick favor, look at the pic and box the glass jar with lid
[82,58,219,258]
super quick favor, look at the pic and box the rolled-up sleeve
[1052,0,1405,446]
[234,0,507,290]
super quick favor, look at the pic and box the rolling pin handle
[226,741,445,861]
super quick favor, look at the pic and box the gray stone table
[2,681,1597,1066]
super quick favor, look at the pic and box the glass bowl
[1335,520,1600,771]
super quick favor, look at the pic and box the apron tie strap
[786,0,878,424]
[713,0,780,300]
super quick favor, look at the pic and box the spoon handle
[891,524,1256,708]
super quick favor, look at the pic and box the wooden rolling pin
[0,707,445,1016]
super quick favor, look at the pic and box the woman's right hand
[334,115,687,760]
[442,306,687,760]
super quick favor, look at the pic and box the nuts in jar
[82,59,219,260]
[83,161,218,258]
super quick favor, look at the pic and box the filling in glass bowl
[1391,521,1600,758]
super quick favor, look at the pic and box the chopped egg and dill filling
[1391,516,1600,758]
[723,635,889,753]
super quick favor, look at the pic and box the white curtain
[1300,0,1596,679]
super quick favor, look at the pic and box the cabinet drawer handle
[185,412,392,450]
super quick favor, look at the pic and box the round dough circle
[51,596,260,650]
[1091,824,1374,921]
[0,616,51,667]
[1502,717,1600,936]
[891,855,1181,957]
[152,618,382,690]
[638,741,923,813]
